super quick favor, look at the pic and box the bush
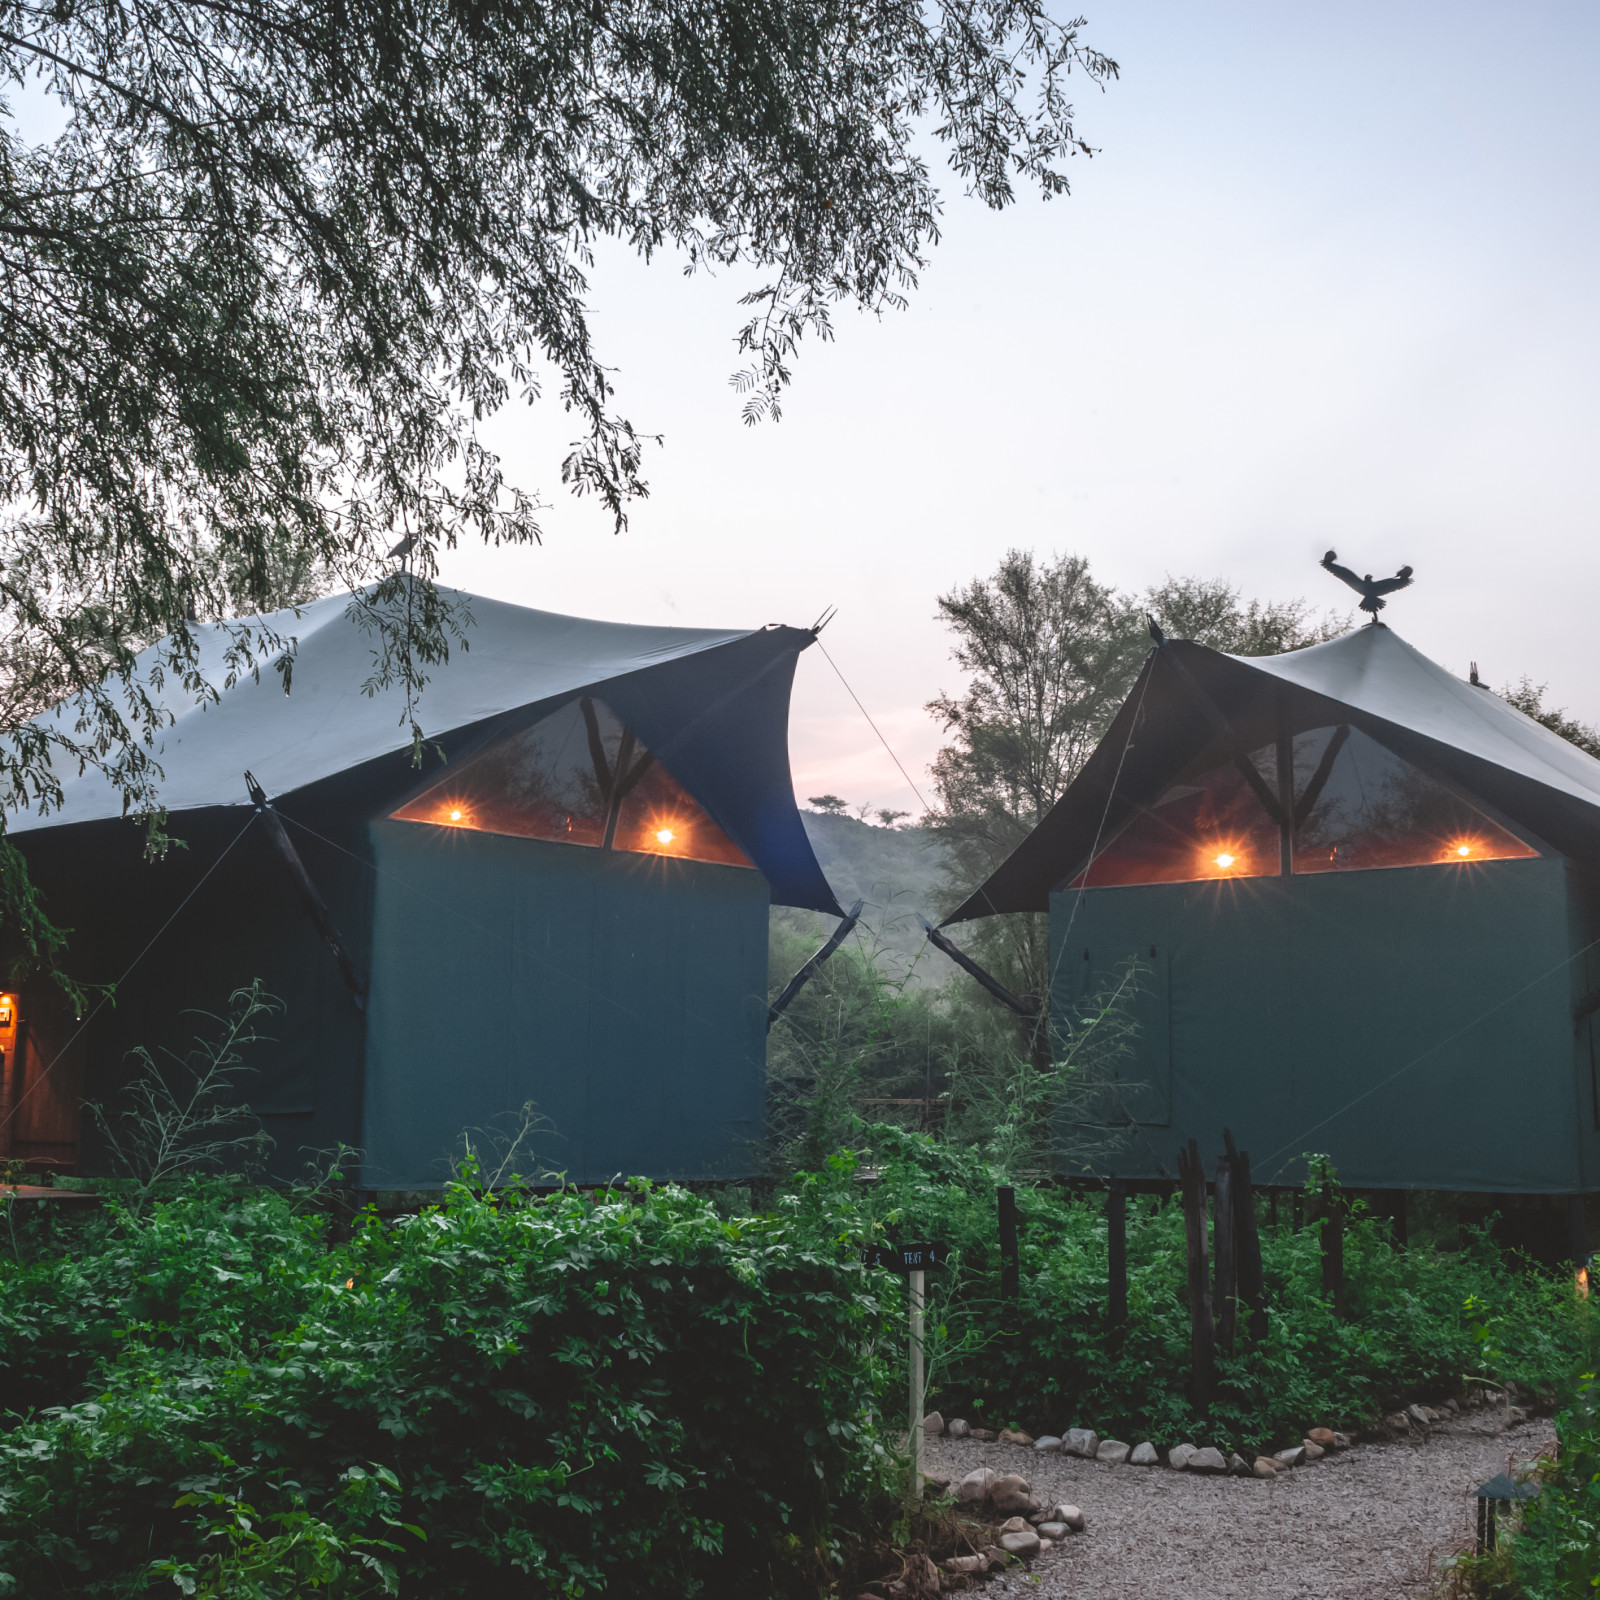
[0,1178,892,1598]
[1514,1371,1600,1597]
[802,1123,1593,1454]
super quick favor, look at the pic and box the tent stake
[244,773,367,1011]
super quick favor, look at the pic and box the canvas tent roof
[11,583,842,914]
[948,622,1600,922]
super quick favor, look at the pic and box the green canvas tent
[946,623,1600,1197]
[2,583,841,1188]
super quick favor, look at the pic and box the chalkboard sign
[861,1242,946,1273]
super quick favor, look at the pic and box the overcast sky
[433,0,1600,818]
[21,4,1597,819]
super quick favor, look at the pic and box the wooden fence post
[997,1184,1019,1304]
[1213,1154,1237,1355]
[1106,1179,1127,1337]
[1177,1140,1215,1410]
[1319,1170,1347,1318]
[1224,1132,1266,1344]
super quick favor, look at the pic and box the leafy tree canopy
[0,1,1115,973]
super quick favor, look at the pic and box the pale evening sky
[433,1,1600,819]
[21,2,1600,819]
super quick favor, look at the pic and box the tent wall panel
[362,822,768,1188]
[1051,855,1579,1192]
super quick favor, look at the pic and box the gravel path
[924,1406,1554,1600]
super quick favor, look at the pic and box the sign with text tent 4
[861,1242,946,1273]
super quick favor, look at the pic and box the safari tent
[945,622,1600,1199]
[2,584,841,1188]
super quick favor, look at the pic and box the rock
[922,1472,951,1492]
[1307,1427,1337,1448]
[1406,1403,1431,1428]
[956,1467,998,1505]
[980,1545,1009,1569]
[1227,1452,1250,1475]
[1189,1447,1227,1473]
[923,1411,945,1437]
[997,1516,1031,1535]
[998,1428,1035,1448]
[1275,1446,1305,1468]
[969,1427,998,1442]
[942,1555,985,1575]
[1064,1428,1099,1458]
[1384,1410,1411,1434]
[1047,1504,1086,1532]
[1130,1442,1159,1466]
[1037,1522,1071,1540]
[1033,1435,1063,1453]
[1037,1537,1054,1552]
[1505,1405,1530,1428]
[998,1530,1041,1558]
[990,1474,1038,1516]
[946,1418,971,1440]
[1167,1443,1196,1470]
[1332,1431,1353,1449]
[1252,1457,1279,1478]
[1300,1440,1325,1461]
[1097,1439,1130,1465]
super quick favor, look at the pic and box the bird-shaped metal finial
[1320,550,1414,622]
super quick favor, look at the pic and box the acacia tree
[0,0,1116,970]
[926,549,1344,1004]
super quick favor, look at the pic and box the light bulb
[655,827,675,845]
[1214,852,1236,869]
[1456,844,1471,858]
[449,808,463,823]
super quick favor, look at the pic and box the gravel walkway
[924,1405,1554,1600]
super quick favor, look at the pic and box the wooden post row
[1224,1129,1266,1343]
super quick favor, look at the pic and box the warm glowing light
[1214,852,1237,870]
[449,808,463,822]
[345,1277,356,1290]
[655,827,676,845]
[1456,844,1471,858]
[1578,1265,1590,1301]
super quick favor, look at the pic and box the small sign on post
[861,1240,947,1501]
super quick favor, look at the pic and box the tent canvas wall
[3,585,841,1188]
[946,624,1600,1196]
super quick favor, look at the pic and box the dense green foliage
[810,1125,1592,1456]
[1512,1373,1600,1597]
[0,1178,890,1598]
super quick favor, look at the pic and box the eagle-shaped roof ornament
[1320,550,1414,622]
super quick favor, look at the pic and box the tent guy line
[0,810,261,1137]
[814,638,932,814]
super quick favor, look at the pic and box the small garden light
[1473,1471,1539,1553]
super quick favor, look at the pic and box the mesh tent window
[1071,758,1281,887]
[1070,726,1536,888]
[390,696,755,869]
[1291,726,1535,874]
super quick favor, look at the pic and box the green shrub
[0,1178,891,1598]
[1515,1371,1600,1597]
[808,1123,1591,1454]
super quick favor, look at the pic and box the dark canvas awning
[947,624,1600,922]
[11,582,842,914]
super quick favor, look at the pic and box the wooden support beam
[998,1184,1020,1303]
[767,900,865,1030]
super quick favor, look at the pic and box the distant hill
[779,812,952,978]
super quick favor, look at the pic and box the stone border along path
[920,1399,1555,1599]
